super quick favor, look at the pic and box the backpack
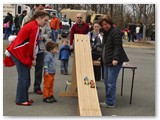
[3,21,10,28]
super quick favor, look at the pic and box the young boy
[43,41,59,103]
[58,39,71,75]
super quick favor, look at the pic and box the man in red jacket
[70,13,89,48]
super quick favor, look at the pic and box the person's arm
[56,18,60,31]
[44,53,50,76]
[112,29,123,62]
[41,22,51,42]
[21,16,27,27]
[58,47,62,60]
[70,25,75,46]
[50,19,52,29]
[86,23,89,33]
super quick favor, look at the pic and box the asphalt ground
[3,39,155,118]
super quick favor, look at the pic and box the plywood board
[74,34,102,116]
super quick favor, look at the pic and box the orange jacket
[50,17,59,30]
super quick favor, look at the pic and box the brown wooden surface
[59,34,102,116]
[74,34,102,116]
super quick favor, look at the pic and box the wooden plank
[59,34,102,116]
[59,91,77,97]
[74,34,102,116]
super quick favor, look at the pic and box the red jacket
[70,22,89,46]
[7,20,40,68]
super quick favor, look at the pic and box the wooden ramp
[59,34,102,116]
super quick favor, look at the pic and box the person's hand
[44,72,49,76]
[98,58,101,61]
[39,36,45,41]
[32,60,36,66]
[70,45,73,49]
[112,60,118,66]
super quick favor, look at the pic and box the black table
[121,63,137,104]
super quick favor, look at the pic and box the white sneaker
[100,102,115,108]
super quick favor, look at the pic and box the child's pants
[60,59,69,74]
[43,74,55,99]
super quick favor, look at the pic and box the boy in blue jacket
[43,41,59,103]
[58,39,71,75]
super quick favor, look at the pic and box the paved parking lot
[3,40,155,117]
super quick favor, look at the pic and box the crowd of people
[3,10,27,40]
[4,4,130,109]
[122,22,144,42]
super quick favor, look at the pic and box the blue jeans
[60,60,69,74]
[104,64,122,106]
[51,29,57,42]
[3,28,10,40]
[11,54,31,103]
[139,33,143,39]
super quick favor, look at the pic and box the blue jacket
[58,45,70,60]
[44,51,56,74]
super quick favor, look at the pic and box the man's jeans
[103,64,122,106]
[51,29,57,42]
[34,52,44,91]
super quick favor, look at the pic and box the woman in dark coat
[99,16,129,108]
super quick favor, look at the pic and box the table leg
[121,68,124,96]
[130,69,135,104]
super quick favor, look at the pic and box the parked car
[61,24,70,38]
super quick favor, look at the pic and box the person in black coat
[129,23,136,42]
[14,14,20,35]
[99,16,129,108]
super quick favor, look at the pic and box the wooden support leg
[59,55,77,97]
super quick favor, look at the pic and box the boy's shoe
[61,70,65,74]
[49,96,57,102]
[43,98,53,103]
[100,102,115,108]
[64,73,69,75]
[34,89,43,95]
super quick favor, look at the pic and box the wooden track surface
[74,34,101,116]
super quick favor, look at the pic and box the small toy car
[84,76,89,85]
[90,80,95,88]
